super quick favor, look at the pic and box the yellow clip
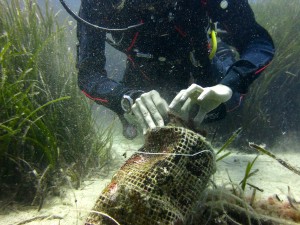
[208,21,217,60]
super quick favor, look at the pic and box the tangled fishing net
[85,125,216,225]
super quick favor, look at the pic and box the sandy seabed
[1,131,300,225]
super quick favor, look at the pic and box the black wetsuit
[77,0,275,121]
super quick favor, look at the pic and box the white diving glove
[169,84,232,127]
[125,90,169,135]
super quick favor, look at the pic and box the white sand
[1,131,300,225]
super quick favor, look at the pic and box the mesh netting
[85,126,216,225]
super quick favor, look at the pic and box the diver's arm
[78,1,171,134]
[207,0,275,93]
[77,1,132,114]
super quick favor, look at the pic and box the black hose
[58,0,143,31]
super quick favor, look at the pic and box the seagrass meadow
[0,0,113,206]
[243,0,300,145]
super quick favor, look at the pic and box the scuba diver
[72,0,275,139]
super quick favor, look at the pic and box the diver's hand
[131,90,169,134]
[169,84,232,125]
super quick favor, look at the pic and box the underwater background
[0,0,300,224]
